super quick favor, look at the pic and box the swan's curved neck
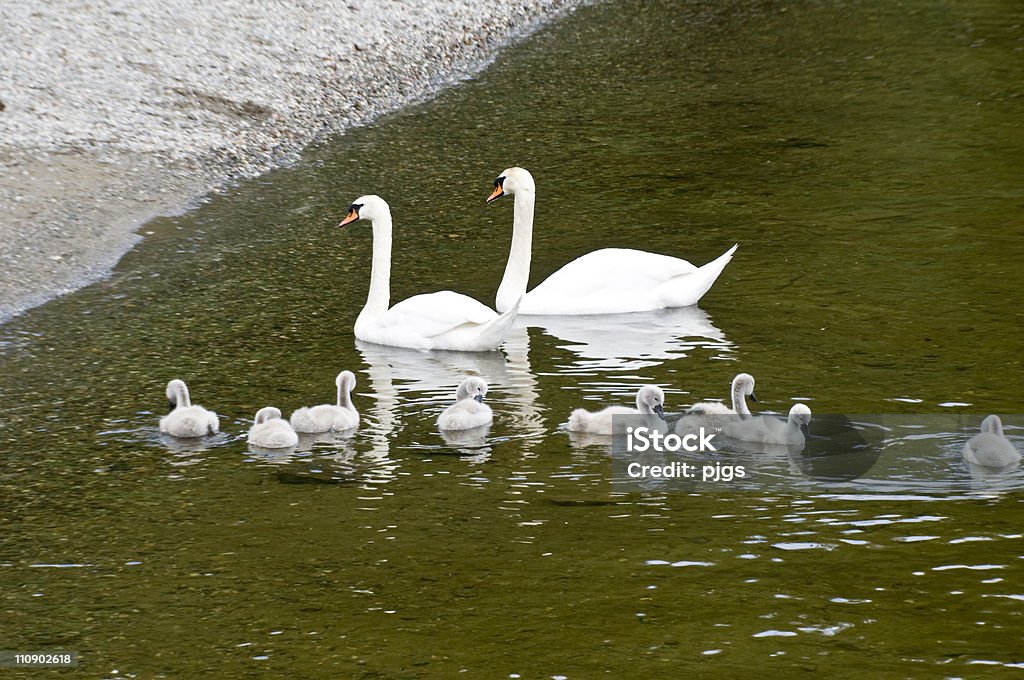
[496,188,535,313]
[337,380,353,410]
[983,415,1004,437]
[172,383,191,408]
[360,212,393,323]
[731,382,751,416]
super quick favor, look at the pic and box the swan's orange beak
[486,182,505,203]
[338,207,359,227]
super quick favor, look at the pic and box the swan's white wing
[248,421,298,449]
[291,406,334,433]
[524,249,696,314]
[686,401,733,415]
[723,414,804,448]
[567,405,637,434]
[676,403,734,435]
[535,249,696,298]
[161,406,218,437]
[963,433,1021,468]
[378,290,498,338]
[722,415,773,443]
[438,400,493,431]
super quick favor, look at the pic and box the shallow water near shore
[2,0,1024,676]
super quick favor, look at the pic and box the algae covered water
[2,0,1023,676]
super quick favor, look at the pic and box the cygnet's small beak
[338,207,359,227]
[800,422,810,437]
[487,179,505,203]
[654,404,665,419]
[749,392,758,403]
[474,394,485,403]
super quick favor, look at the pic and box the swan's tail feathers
[660,244,738,308]
[207,411,220,435]
[473,297,521,351]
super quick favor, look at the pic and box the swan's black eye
[494,177,504,188]
[350,203,363,213]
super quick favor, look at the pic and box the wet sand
[0,0,586,324]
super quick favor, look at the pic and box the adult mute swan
[723,403,812,448]
[160,379,219,438]
[437,377,493,431]
[567,385,666,435]
[339,195,518,351]
[248,406,298,449]
[290,370,360,433]
[962,415,1020,469]
[487,167,738,315]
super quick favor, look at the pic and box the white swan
[159,379,219,438]
[689,373,757,416]
[339,195,518,351]
[723,403,812,448]
[487,167,738,315]
[437,377,493,431]
[290,370,360,433]
[963,415,1020,469]
[567,385,666,435]
[248,407,298,449]
[677,373,757,434]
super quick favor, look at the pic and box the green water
[3,0,1024,676]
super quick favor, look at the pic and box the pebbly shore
[0,0,587,324]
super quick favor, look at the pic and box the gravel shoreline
[0,0,587,325]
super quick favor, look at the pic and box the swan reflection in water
[156,430,234,466]
[355,325,543,458]
[355,308,728,455]
[518,305,732,372]
[294,429,360,471]
[440,424,492,450]
[521,306,731,451]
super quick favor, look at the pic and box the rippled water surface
[3,0,1023,676]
